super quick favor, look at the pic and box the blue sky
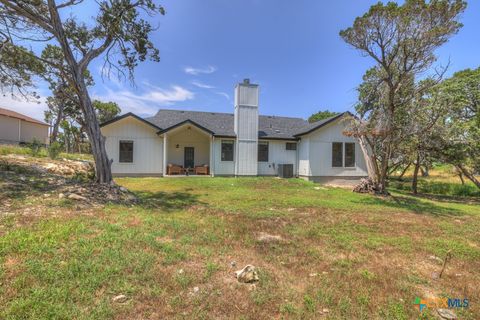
[4,0,480,121]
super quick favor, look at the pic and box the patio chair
[194,165,209,175]
[167,163,183,175]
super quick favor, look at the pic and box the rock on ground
[235,265,259,283]
[437,308,457,320]
[68,193,87,201]
[112,295,128,303]
[257,232,283,243]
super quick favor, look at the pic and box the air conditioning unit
[277,164,294,178]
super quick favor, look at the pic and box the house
[100,80,368,184]
[0,107,50,145]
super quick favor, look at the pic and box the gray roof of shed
[146,109,312,139]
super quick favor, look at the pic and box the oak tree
[0,0,165,183]
[340,0,466,194]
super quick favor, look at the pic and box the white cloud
[183,65,217,75]
[0,93,48,122]
[93,84,194,116]
[191,80,215,89]
[215,91,230,100]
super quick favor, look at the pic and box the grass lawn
[1,172,479,319]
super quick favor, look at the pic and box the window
[286,142,297,150]
[221,140,234,161]
[344,143,355,167]
[258,141,269,162]
[331,142,343,167]
[332,142,356,167]
[119,140,133,163]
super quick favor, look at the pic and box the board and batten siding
[166,126,210,167]
[257,140,297,176]
[212,139,235,175]
[234,82,259,176]
[298,137,311,176]
[101,117,163,176]
[299,120,367,177]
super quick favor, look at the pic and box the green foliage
[378,300,408,320]
[93,100,121,123]
[48,141,62,160]
[308,110,339,123]
[391,179,480,197]
[1,1,166,183]
[0,43,45,95]
[340,0,466,193]
[0,159,12,171]
[303,294,316,313]
[28,139,43,157]
[430,67,480,185]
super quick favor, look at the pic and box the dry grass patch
[1,173,479,319]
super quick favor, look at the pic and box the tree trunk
[412,153,421,194]
[388,161,403,176]
[458,171,465,185]
[77,85,112,183]
[377,142,392,194]
[398,163,411,181]
[458,165,480,189]
[47,1,112,183]
[420,166,429,177]
[50,104,64,143]
[357,135,379,181]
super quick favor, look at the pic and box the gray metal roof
[146,109,313,140]
[293,112,349,137]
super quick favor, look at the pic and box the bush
[28,138,43,157]
[48,142,62,160]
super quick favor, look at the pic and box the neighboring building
[100,80,368,184]
[0,107,49,145]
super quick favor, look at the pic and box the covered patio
[160,120,214,176]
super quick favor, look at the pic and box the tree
[0,40,44,96]
[308,110,339,123]
[0,1,164,183]
[430,67,480,188]
[340,0,466,194]
[43,45,93,144]
[407,79,449,194]
[93,100,121,123]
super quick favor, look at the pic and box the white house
[100,79,368,184]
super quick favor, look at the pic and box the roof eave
[100,112,162,131]
[156,119,215,135]
[293,112,352,137]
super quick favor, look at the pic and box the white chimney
[234,79,259,176]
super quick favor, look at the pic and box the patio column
[163,133,167,176]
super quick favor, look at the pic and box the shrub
[48,142,62,160]
[0,159,12,171]
[28,138,43,157]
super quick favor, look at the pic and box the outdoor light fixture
[176,144,180,148]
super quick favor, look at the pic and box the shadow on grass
[354,194,465,217]
[136,190,203,212]
[393,190,480,205]
[389,178,480,198]
[0,163,67,203]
